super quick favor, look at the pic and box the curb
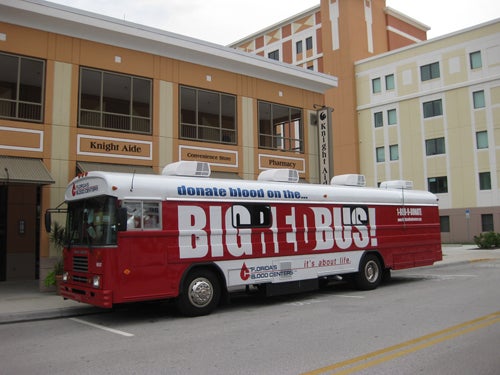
[0,306,104,325]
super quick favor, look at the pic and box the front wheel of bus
[177,269,221,317]
[354,254,382,290]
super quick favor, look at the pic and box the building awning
[0,156,55,185]
[77,162,154,175]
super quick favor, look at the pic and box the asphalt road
[1,259,499,375]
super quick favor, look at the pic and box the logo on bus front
[72,182,99,196]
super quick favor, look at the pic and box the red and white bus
[54,161,441,316]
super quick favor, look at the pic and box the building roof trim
[355,17,500,66]
[228,5,320,48]
[384,7,430,32]
[0,0,337,93]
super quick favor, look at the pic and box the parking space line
[69,317,134,337]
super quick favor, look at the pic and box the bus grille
[72,275,88,284]
[73,256,88,272]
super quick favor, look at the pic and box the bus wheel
[177,269,220,317]
[354,254,382,290]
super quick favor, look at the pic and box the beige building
[0,0,336,284]
[355,19,500,243]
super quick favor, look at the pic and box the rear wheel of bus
[354,253,382,290]
[176,268,221,317]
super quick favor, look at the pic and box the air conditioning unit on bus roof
[258,169,299,183]
[162,161,211,177]
[331,174,366,187]
[379,180,413,190]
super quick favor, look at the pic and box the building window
[372,78,381,93]
[0,52,45,122]
[389,144,399,161]
[180,86,236,144]
[296,41,303,54]
[440,216,450,232]
[387,109,397,125]
[423,99,443,118]
[79,67,152,134]
[385,74,395,90]
[268,50,279,61]
[428,176,448,194]
[374,111,383,128]
[426,137,446,156]
[473,90,485,109]
[476,131,488,149]
[481,214,494,232]
[306,37,313,51]
[470,51,482,69]
[479,172,491,190]
[376,147,385,162]
[258,101,303,152]
[420,62,440,81]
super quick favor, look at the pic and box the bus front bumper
[60,282,113,309]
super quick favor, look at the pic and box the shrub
[473,231,500,249]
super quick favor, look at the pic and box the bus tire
[176,269,220,317]
[354,254,382,290]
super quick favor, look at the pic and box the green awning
[77,162,154,175]
[0,156,54,185]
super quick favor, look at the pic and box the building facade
[230,0,429,176]
[0,0,336,284]
[355,20,500,243]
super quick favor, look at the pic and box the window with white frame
[389,144,399,161]
[376,146,385,162]
[470,51,482,69]
[476,131,488,149]
[387,109,397,125]
[473,90,485,109]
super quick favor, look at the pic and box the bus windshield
[66,196,118,246]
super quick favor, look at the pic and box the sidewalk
[1,245,499,324]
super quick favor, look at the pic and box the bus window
[123,201,161,230]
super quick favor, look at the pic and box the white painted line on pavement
[69,317,134,337]
[336,294,365,299]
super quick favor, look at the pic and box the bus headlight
[92,275,101,288]
[62,272,69,282]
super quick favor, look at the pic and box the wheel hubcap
[188,278,213,307]
[365,260,379,282]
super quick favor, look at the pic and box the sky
[47,0,500,45]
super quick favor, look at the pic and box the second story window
[268,50,279,61]
[473,90,485,109]
[476,131,488,149]
[470,51,482,69]
[426,137,446,156]
[0,52,45,122]
[374,111,383,127]
[385,74,395,90]
[180,86,236,144]
[79,68,152,134]
[306,37,313,51]
[258,101,303,153]
[372,78,381,93]
[420,62,440,81]
[428,176,448,194]
[296,41,303,55]
[423,99,443,118]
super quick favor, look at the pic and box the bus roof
[65,170,438,206]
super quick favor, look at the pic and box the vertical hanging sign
[317,107,333,184]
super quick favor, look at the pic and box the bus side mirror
[117,207,128,232]
[44,211,52,233]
